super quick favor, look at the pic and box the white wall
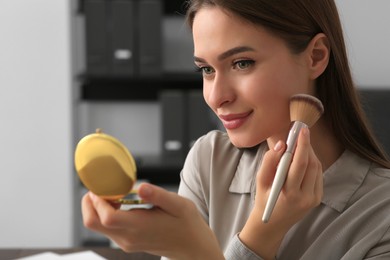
[0,0,73,247]
[336,0,390,88]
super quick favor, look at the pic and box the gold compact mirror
[74,129,145,205]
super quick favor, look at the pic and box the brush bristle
[290,94,324,127]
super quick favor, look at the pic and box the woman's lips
[219,111,253,130]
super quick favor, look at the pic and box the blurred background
[0,0,389,248]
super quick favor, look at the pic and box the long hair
[185,0,390,168]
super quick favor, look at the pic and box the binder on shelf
[138,0,163,76]
[160,90,187,162]
[111,0,136,77]
[188,90,218,149]
[85,0,109,76]
[84,0,162,78]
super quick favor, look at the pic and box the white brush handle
[262,152,293,223]
[262,121,307,223]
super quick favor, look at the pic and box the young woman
[81,0,390,259]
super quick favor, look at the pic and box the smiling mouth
[218,111,253,130]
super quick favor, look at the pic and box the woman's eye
[197,66,215,75]
[234,60,254,70]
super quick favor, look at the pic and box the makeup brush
[262,94,324,223]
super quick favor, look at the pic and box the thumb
[137,183,187,217]
[258,140,286,188]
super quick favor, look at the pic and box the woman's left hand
[81,183,224,260]
[239,128,323,259]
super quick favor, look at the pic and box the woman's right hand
[240,128,323,259]
[82,183,224,260]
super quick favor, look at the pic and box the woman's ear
[306,33,330,80]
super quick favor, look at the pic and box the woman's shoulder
[179,130,243,200]
[347,152,390,195]
[370,163,390,180]
[184,131,241,174]
[355,161,390,206]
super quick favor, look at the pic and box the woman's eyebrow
[218,46,255,61]
[194,56,206,63]
[194,46,255,63]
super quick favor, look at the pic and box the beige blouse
[178,130,390,259]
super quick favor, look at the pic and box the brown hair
[185,0,390,168]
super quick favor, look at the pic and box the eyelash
[194,66,204,73]
[195,59,255,76]
[233,60,255,70]
[196,60,254,71]
[195,66,214,75]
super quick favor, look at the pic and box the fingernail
[302,127,310,136]
[274,140,283,152]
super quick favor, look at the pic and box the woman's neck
[266,118,344,172]
[311,118,344,171]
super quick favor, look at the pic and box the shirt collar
[228,145,371,214]
[229,142,268,194]
[322,149,371,212]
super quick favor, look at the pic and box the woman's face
[192,7,313,148]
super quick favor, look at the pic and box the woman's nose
[204,74,235,109]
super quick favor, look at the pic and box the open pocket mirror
[74,128,145,205]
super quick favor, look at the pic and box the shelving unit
[72,0,211,246]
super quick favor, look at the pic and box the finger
[258,140,286,188]
[300,148,320,194]
[137,183,192,218]
[286,127,310,190]
[81,192,105,231]
[82,192,138,247]
[89,190,173,230]
[88,192,128,229]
